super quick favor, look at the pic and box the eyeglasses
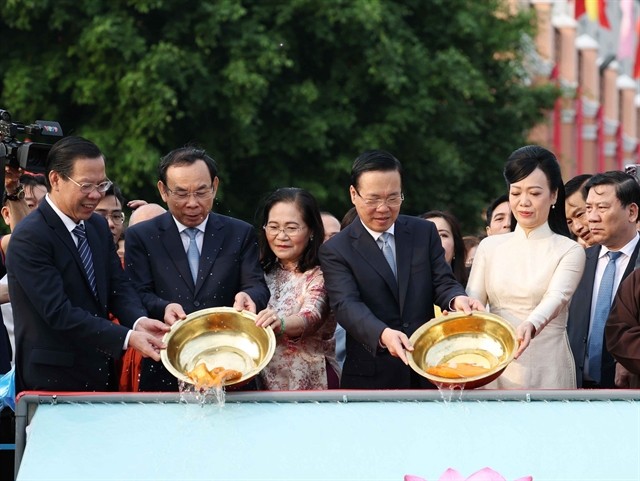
[65,176,113,194]
[96,210,125,225]
[355,189,404,209]
[164,185,215,201]
[263,225,307,237]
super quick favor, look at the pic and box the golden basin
[160,307,276,388]
[408,311,517,389]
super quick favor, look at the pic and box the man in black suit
[319,150,484,389]
[6,136,168,393]
[567,171,640,388]
[125,146,269,391]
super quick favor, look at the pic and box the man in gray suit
[567,171,640,388]
[319,150,483,389]
[125,146,269,391]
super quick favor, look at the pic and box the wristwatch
[5,184,25,201]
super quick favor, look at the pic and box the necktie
[185,228,200,283]
[72,224,98,298]
[377,232,397,279]
[588,250,622,383]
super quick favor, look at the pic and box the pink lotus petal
[466,467,507,481]
[438,468,465,481]
[513,477,533,481]
[404,476,427,481]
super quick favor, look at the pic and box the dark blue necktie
[185,228,200,283]
[588,250,622,383]
[72,224,98,298]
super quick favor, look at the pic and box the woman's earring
[551,204,556,209]
[310,235,314,241]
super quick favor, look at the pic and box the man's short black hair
[485,194,509,227]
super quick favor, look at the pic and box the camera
[0,109,63,175]
[624,164,640,184]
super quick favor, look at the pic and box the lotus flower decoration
[405,467,532,481]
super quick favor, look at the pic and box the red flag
[634,16,640,78]
[575,0,586,19]
[598,0,610,29]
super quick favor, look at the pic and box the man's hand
[615,362,632,388]
[514,321,535,359]
[127,199,148,210]
[128,331,165,362]
[135,317,171,338]
[234,292,256,313]
[164,303,187,326]
[380,328,414,365]
[451,296,486,314]
[4,165,22,192]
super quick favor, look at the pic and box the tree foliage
[0,0,557,232]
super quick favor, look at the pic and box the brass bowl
[408,311,517,389]
[160,307,276,388]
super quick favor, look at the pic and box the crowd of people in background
[1,138,640,397]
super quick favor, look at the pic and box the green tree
[0,0,556,232]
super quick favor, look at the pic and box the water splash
[178,380,226,407]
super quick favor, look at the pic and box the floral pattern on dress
[259,265,338,390]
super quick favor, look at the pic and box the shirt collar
[45,194,86,234]
[173,215,209,234]
[598,231,640,260]
[360,219,395,241]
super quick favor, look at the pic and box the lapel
[350,220,399,303]
[194,214,225,295]
[583,244,600,298]
[394,216,411,316]
[40,202,100,302]
[583,244,602,280]
[158,213,195,290]
[623,237,640,278]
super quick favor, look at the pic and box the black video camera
[0,109,63,175]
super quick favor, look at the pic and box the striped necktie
[72,224,98,298]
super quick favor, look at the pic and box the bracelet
[278,317,286,336]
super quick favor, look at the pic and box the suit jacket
[125,211,269,391]
[318,215,467,389]
[606,268,640,387]
[567,240,640,388]
[6,200,147,393]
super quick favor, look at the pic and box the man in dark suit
[319,150,484,389]
[125,146,269,391]
[567,171,640,389]
[6,136,168,393]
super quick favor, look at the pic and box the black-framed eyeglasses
[355,189,404,209]
[96,210,125,225]
[263,224,307,237]
[65,176,113,194]
[164,185,215,201]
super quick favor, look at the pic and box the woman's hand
[255,308,282,333]
[514,321,536,359]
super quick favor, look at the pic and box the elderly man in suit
[125,146,269,391]
[319,150,484,389]
[6,136,168,393]
[567,171,640,389]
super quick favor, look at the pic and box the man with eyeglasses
[319,150,484,389]
[95,183,126,247]
[6,136,170,393]
[125,146,269,391]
